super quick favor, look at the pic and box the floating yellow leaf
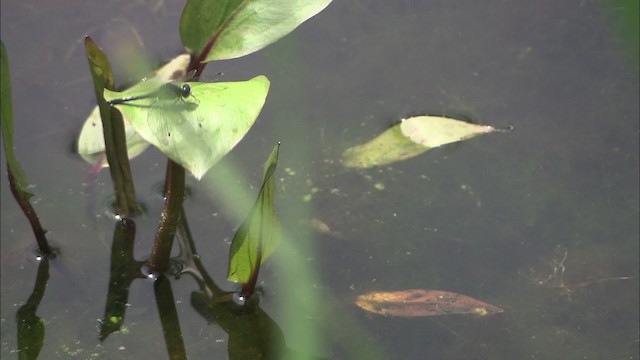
[355,289,503,317]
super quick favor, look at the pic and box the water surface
[1,1,638,359]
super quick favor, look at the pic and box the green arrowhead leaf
[227,143,281,284]
[1,41,34,200]
[180,0,333,61]
[103,75,270,180]
[342,115,504,168]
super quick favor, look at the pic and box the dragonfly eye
[180,84,191,98]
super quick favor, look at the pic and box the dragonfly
[106,66,200,105]
[106,82,195,106]
[106,80,201,150]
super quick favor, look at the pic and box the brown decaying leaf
[355,289,503,317]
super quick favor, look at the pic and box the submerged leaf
[227,144,281,284]
[355,289,503,317]
[342,125,427,169]
[103,75,270,180]
[342,115,504,168]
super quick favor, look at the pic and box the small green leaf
[1,41,34,200]
[227,143,281,284]
[342,115,504,168]
[104,75,270,180]
[78,54,191,166]
[180,0,333,62]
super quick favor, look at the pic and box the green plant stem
[84,37,137,217]
[104,110,137,216]
[147,159,185,273]
[7,167,52,256]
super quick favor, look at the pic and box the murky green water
[2,1,638,359]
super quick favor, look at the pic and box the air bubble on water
[232,293,247,305]
[140,265,159,281]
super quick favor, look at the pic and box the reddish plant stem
[7,168,52,256]
[187,33,221,77]
[147,159,185,273]
[240,247,262,297]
